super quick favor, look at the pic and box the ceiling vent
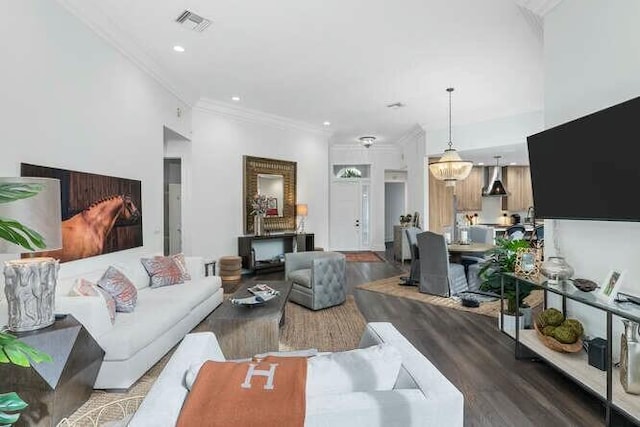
[176,10,212,32]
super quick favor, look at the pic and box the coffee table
[206,280,293,359]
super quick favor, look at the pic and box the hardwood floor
[241,248,633,426]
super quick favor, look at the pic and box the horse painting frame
[21,163,143,263]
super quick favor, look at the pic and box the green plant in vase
[0,331,53,425]
[478,237,534,315]
[0,182,53,425]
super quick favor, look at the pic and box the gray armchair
[285,252,346,310]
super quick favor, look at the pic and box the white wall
[189,101,330,259]
[397,126,427,230]
[0,1,191,281]
[544,0,640,350]
[330,144,403,251]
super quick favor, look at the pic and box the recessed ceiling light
[323,121,331,126]
[478,162,485,166]
[173,45,185,53]
[231,96,241,102]
[510,162,517,165]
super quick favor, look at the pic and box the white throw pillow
[306,343,402,397]
[184,348,319,390]
[183,344,402,395]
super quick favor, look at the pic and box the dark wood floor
[239,248,633,427]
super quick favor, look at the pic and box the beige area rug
[356,275,544,318]
[64,296,366,425]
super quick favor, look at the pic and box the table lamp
[296,204,308,234]
[0,177,62,332]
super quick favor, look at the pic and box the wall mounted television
[527,95,640,221]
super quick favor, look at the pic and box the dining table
[447,242,495,263]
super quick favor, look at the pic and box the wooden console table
[238,232,314,274]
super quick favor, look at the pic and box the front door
[330,180,364,250]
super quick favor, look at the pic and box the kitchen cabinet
[456,166,484,211]
[428,157,454,233]
[502,166,534,212]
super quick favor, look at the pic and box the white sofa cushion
[306,343,402,397]
[112,259,152,291]
[56,269,105,296]
[99,277,221,361]
[185,256,205,280]
[306,389,429,427]
[69,278,117,324]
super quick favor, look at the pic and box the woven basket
[534,321,583,353]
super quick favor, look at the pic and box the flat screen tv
[527,95,640,221]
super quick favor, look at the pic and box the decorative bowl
[572,278,598,292]
[534,321,583,353]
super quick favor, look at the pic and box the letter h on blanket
[241,361,279,390]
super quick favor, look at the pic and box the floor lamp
[0,177,62,332]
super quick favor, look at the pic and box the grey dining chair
[461,226,494,291]
[416,231,468,297]
[400,226,421,286]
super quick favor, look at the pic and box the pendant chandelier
[428,87,473,187]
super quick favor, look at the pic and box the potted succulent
[0,182,52,425]
[478,237,534,333]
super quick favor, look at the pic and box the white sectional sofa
[20,254,223,390]
[129,322,464,426]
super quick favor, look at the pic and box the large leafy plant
[0,331,53,425]
[479,237,534,315]
[0,183,46,251]
[0,182,52,425]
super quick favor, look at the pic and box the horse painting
[39,195,140,263]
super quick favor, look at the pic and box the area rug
[342,251,384,262]
[356,275,544,318]
[64,296,366,425]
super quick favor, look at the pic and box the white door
[168,183,182,254]
[330,180,363,250]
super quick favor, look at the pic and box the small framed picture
[599,270,625,303]
[514,247,541,279]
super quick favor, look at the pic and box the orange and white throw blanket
[177,356,307,427]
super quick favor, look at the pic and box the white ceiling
[60,0,549,143]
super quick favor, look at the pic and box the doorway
[330,179,371,251]
[164,158,182,255]
[385,181,406,243]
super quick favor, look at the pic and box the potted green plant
[0,331,52,425]
[0,182,52,425]
[478,237,534,333]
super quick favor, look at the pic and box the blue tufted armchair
[284,252,346,310]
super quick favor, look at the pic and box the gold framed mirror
[243,155,297,234]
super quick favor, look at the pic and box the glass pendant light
[428,88,473,186]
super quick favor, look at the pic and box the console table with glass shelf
[502,272,640,427]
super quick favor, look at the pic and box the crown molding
[512,0,563,16]
[395,124,426,147]
[195,98,333,136]
[56,0,198,106]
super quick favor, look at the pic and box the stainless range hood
[481,157,508,197]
